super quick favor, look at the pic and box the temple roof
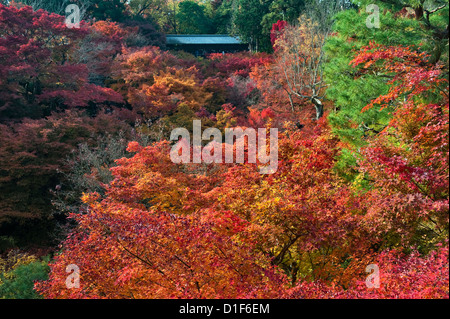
[165,34,244,45]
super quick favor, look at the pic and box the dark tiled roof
[166,34,244,45]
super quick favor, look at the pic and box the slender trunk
[287,92,294,112]
[312,97,323,120]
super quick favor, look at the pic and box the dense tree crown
[0,0,448,300]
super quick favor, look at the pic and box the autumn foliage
[0,2,448,300]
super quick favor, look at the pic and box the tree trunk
[415,6,424,20]
[288,92,294,112]
[312,97,323,120]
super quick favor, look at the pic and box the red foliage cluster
[350,44,449,248]
[287,243,449,299]
[0,4,123,120]
[350,43,446,112]
[0,110,131,222]
[270,20,288,48]
[207,52,272,78]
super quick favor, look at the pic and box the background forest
[0,0,448,299]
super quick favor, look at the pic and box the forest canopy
[0,0,448,300]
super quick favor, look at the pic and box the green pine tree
[323,0,448,180]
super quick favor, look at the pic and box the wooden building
[165,35,248,56]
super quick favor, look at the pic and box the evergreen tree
[323,0,448,180]
[176,0,214,34]
[261,0,306,32]
[87,0,128,22]
[231,0,271,52]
